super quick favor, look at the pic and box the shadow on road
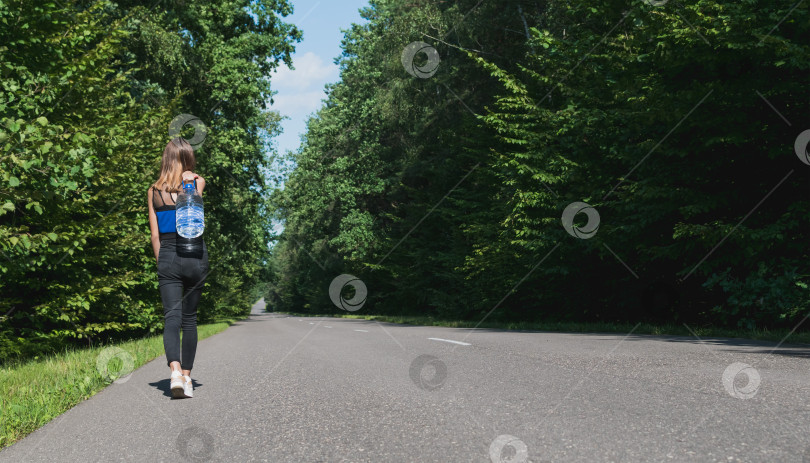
[455,327,810,360]
[256,310,810,359]
[226,312,285,324]
[619,334,810,359]
[148,378,204,398]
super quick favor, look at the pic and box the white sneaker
[182,375,194,398]
[170,370,185,399]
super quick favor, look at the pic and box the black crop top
[152,179,198,240]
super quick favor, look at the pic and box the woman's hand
[182,170,205,194]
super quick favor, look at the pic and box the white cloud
[269,52,341,153]
[271,91,326,117]
[271,52,338,91]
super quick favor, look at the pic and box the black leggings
[157,237,208,371]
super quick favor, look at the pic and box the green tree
[270,0,809,331]
[0,0,301,362]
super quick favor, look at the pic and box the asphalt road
[2,299,809,462]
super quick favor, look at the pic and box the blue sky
[265,0,369,236]
[269,0,369,156]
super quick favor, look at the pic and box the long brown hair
[152,138,195,193]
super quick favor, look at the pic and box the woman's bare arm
[147,187,160,261]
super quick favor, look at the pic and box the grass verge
[276,312,810,345]
[0,316,244,449]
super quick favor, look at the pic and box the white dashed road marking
[428,338,471,346]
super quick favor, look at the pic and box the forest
[268,0,809,330]
[0,0,301,361]
[1,0,808,364]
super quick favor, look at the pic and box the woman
[147,137,209,399]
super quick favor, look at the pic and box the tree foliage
[0,0,301,361]
[269,0,809,330]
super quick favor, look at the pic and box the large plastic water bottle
[176,179,204,238]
